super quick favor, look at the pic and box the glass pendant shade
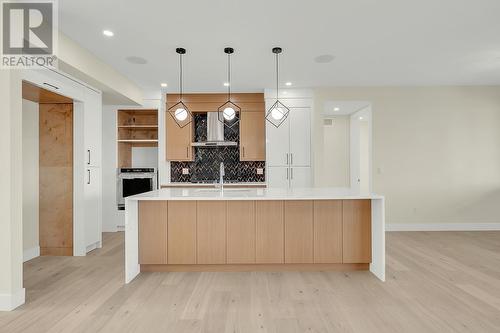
[266,100,290,128]
[217,101,241,128]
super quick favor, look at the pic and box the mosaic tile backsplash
[170,113,265,183]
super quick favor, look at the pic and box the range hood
[191,112,237,147]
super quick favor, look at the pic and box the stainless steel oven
[117,168,157,209]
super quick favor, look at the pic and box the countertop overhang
[126,187,384,201]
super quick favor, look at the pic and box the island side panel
[370,198,386,281]
[125,199,139,283]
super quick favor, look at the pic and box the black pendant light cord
[227,52,231,101]
[179,52,183,99]
[276,52,279,100]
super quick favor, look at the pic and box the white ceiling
[59,0,500,99]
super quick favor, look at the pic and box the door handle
[242,146,245,157]
[286,153,289,165]
[291,168,294,180]
[87,169,91,184]
[186,146,188,158]
[87,149,91,165]
[290,153,293,165]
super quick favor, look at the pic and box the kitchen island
[125,188,385,283]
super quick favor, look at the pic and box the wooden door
[138,201,167,264]
[256,201,284,263]
[227,201,255,263]
[39,103,73,256]
[314,200,342,263]
[166,113,193,161]
[168,201,197,264]
[342,199,372,263]
[197,201,226,264]
[284,201,313,263]
[240,111,265,161]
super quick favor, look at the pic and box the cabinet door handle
[286,153,289,165]
[242,146,245,157]
[290,153,293,165]
[286,168,289,180]
[186,146,189,158]
[291,168,294,180]
[87,149,91,165]
[87,169,91,184]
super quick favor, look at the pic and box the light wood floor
[1,231,500,332]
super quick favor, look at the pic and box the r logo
[2,1,53,55]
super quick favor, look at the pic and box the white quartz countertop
[126,187,384,201]
[161,182,266,188]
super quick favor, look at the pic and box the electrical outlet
[256,168,264,175]
[182,168,189,175]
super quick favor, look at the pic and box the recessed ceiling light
[160,83,167,87]
[359,116,364,120]
[102,30,114,37]
[314,54,335,64]
[223,82,230,87]
[125,56,148,64]
[285,82,292,86]
[333,107,340,111]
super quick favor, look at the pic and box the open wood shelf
[117,109,159,167]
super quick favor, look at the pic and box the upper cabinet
[166,113,194,161]
[240,110,265,161]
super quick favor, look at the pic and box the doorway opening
[22,81,74,256]
[319,100,372,194]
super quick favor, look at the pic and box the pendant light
[265,47,290,128]
[168,48,193,128]
[218,47,240,128]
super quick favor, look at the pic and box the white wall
[0,70,25,310]
[314,87,500,225]
[22,99,39,253]
[316,116,350,187]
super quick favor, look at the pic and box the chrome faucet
[219,162,225,190]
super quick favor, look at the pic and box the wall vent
[323,118,334,127]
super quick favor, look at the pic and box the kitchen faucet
[219,162,225,191]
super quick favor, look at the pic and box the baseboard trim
[141,263,369,273]
[386,223,500,232]
[23,246,40,262]
[0,288,25,311]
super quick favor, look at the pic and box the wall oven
[117,168,157,209]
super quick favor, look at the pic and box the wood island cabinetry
[137,199,372,270]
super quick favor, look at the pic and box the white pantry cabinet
[265,89,313,188]
[84,88,102,167]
